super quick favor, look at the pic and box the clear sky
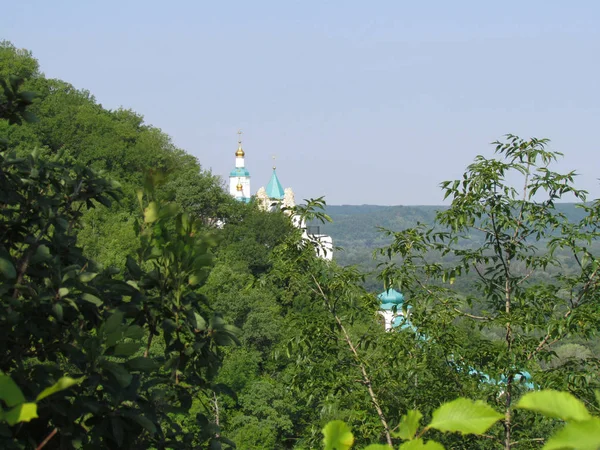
[3,0,600,205]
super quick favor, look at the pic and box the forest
[1,41,600,450]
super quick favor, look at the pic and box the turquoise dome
[378,289,404,305]
[230,168,250,177]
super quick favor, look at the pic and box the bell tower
[229,130,251,202]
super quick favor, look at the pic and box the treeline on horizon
[2,40,600,450]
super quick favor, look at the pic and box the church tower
[229,130,251,202]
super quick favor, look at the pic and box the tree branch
[36,428,58,450]
[310,274,393,447]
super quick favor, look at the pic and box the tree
[0,41,39,81]
[0,79,237,449]
[378,135,600,449]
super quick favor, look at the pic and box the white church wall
[229,176,251,199]
[302,232,334,261]
[241,178,251,198]
[378,309,405,331]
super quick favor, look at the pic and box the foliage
[377,135,600,448]
[0,375,82,426]
[0,76,236,448]
[516,389,600,450]
[322,397,503,449]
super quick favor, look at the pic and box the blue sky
[4,0,600,205]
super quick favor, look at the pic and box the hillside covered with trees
[2,41,600,450]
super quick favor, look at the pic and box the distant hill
[315,203,589,282]
[318,205,441,248]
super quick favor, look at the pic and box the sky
[3,0,600,205]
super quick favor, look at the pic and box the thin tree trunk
[504,277,512,450]
[36,428,57,450]
[213,392,221,439]
[335,315,393,447]
[311,275,393,447]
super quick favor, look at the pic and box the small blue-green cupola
[378,288,406,331]
[378,288,404,311]
[266,167,285,199]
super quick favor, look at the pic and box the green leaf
[123,412,157,434]
[394,409,423,440]
[36,376,83,402]
[104,310,124,336]
[113,342,141,357]
[144,201,159,223]
[364,445,394,450]
[105,330,123,349]
[429,398,503,435]
[30,245,51,265]
[516,390,592,422]
[111,417,124,447]
[0,376,26,407]
[125,256,142,278]
[126,357,159,371]
[399,439,445,450]
[81,293,102,306]
[103,363,132,388]
[194,312,207,331]
[124,325,144,340]
[79,272,98,283]
[0,252,16,279]
[4,403,38,426]
[543,418,600,450]
[323,420,354,450]
[52,303,63,321]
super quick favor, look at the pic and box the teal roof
[393,316,416,331]
[266,169,284,199]
[378,289,404,305]
[230,167,250,177]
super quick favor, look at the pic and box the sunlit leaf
[394,409,423,440]
[399,438,445,450]
[323,420,354,450]
[429,398,503,435]
[516,390,591,422]
[36,376,83,402]
[4,403,38,426]
[144,201,159,223]
[543,418,600,450]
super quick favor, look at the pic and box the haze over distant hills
[317,203,590,281]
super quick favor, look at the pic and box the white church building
[228,132,333,260]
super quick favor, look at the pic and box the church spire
[235,129,245,157]
[229,130,251,202]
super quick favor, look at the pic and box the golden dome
[236,181,243,191]
[235,143,245,158]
